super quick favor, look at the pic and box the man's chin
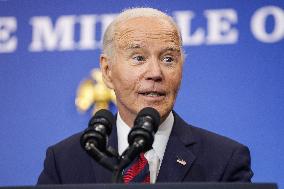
[138,104,171,121]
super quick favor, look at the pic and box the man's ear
[100,54,114,89]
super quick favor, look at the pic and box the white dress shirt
[117,111,174,183]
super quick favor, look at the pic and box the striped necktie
[123,153,150,183]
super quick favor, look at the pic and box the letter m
[29,16,75,51]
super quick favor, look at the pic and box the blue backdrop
[0,0,283,188]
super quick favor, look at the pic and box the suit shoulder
[48,132,84,157]
[173,112,247,151]
[190,125,246,149]
[45,132,93,176]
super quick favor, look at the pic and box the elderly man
[37,8,253,184]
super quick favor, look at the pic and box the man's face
[101,17,183,126]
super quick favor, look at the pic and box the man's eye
[163,56,174,63]
[133,55,145,62]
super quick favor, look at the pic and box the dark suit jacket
[37,112,253,184]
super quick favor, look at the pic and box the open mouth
[139,91,166,97]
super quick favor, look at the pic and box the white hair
[102,7,183,57]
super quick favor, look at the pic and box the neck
[117,109,136,128]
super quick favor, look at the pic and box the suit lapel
[90,121,118,183]
[157,112,197,182]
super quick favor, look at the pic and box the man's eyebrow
[122,43,181,52]
[162,46,181,53]
[124,43,145,50]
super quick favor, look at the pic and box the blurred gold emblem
[75,68,116,115]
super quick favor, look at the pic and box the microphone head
[128,107,161,152]
[88,109,115,135]
[136,107,160,133]
[81,109,115,152]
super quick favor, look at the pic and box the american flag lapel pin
[177,157,187,166]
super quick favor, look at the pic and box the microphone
[80,109,116,171]
[119,107,160,170]
[81,109,114,152]
[128,107,160,151]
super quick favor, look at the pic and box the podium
[0,183,278,189]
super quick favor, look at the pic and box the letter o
[251,6,284,43]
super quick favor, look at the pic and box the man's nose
[145,59,163,82]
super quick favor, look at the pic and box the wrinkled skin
[100,17,184,127]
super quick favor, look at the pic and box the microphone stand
[81,129,135,183]
[83,139,140,183]
[83,140,119,172]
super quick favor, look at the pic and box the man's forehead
[113,17,181,50]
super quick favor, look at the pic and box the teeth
[145,92,160,97]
